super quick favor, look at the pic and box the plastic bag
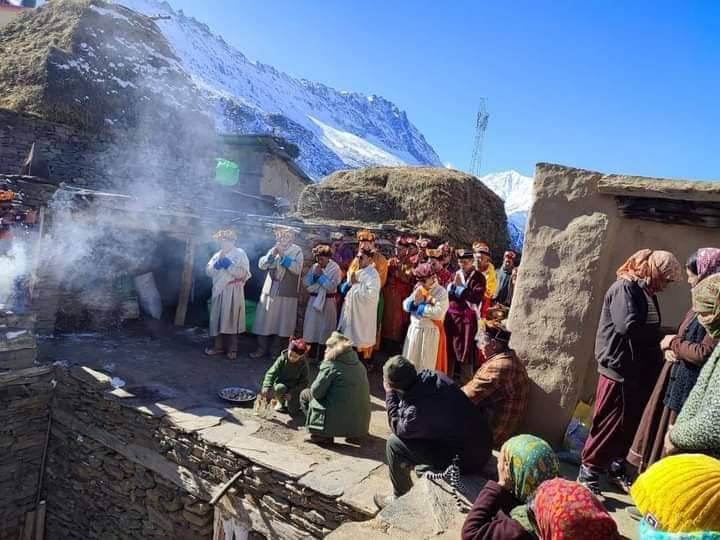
[215,158,240,186]
[559,400,593,464]
[134,272,162,320]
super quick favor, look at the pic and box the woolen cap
[383,355,417,390]
[631,454,720,533]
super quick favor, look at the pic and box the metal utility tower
[470,98,489,176]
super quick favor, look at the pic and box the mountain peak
[118,0,442,179]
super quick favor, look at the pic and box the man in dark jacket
[374,355,493,509]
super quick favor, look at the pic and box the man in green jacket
[300,332,371,445]
[261,338,310,414]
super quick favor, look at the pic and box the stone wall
[509,163,720,444]
[43,365,373,539]
[0,109,216,196]
[0,366,54,540]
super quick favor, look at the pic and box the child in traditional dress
[260,338,310,414]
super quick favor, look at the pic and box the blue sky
[164,0,718,180]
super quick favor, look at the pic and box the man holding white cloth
[338,248,381,351]
[302,244,342,355]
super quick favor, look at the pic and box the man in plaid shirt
[462,323,529,447]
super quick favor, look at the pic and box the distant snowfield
[118,0,442,179]
[479,170,534,250]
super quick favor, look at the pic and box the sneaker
[626,506,643,522]
[373,494,397,510]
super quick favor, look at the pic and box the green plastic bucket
[215,158,240,186]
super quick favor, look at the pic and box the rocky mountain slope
[118,0,442,179]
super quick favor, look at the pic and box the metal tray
[218,386,257,403]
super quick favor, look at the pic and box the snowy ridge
[479,170,534,251]
[118,0,442,179]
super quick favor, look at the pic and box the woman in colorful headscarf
[461,434,560,540]
[530,479,620,540]
[578,249,682,496]
[666,274,720,457]
[629,249,720,473]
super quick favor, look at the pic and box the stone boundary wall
[0,366,54,540]
[44,366,374,539]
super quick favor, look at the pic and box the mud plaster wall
[509,163,720,444]
[260,157,309,208]
[0,366,54,540]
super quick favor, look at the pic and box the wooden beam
[598,177,720,203]
[615,196,720,228]
[174,238,196,326]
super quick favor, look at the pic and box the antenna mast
[470,98,489,176]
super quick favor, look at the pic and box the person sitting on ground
[630,454,720,539]
[462,434,560,540]
[462,323,529,447]
[529,478,620,539]
[300,332,370,445]
[665,273,720,458]
[260,337,310,414]
[374,355,492,509]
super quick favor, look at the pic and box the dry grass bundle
[297,166,509,251]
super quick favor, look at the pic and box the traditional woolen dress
[670,274,720,457]
[628,249,720,472]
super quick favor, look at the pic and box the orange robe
[382,257,414,342]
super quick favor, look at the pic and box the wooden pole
[28,206,46,299]
[174,238,195,326]
[33,501,46,540]
[22,511,35,540]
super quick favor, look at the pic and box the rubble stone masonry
[0,366,54,540]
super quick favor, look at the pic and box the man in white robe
[402,262,449,372]
[338,249,380,350]
[302,244,342,354]
[206,229,251,361]
[251,225,304,358]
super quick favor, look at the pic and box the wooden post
[34,501,46,540]
[174,237,195,326]
[28,206,46,299]
[22,511,35,540]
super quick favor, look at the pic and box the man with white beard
[251,225,304,359]
[338,248,381,353]
[205,229,251,361]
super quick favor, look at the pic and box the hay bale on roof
[297,166,509,250]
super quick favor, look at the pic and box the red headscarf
[532,479,619,540]
[616,249,682,295]
[696,247,720,283]
[412,262,436,281]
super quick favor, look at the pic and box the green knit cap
[383,355,417,390]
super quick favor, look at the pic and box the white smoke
[0,239,29,306]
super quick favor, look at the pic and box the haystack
[297,166,509,251]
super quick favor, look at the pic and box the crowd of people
[206,226,720,538]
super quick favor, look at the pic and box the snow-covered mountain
[479,170,534,251]
[118,0,442,179]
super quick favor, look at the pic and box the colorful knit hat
[456,248,474,260]
[631,454,720,534]
[288,337,309,355]
[357,229,376,242]
[395,235,416,247]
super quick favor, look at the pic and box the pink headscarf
[695,248,720,283]
[616,249,683,295]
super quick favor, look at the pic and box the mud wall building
[510,163,720,444]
